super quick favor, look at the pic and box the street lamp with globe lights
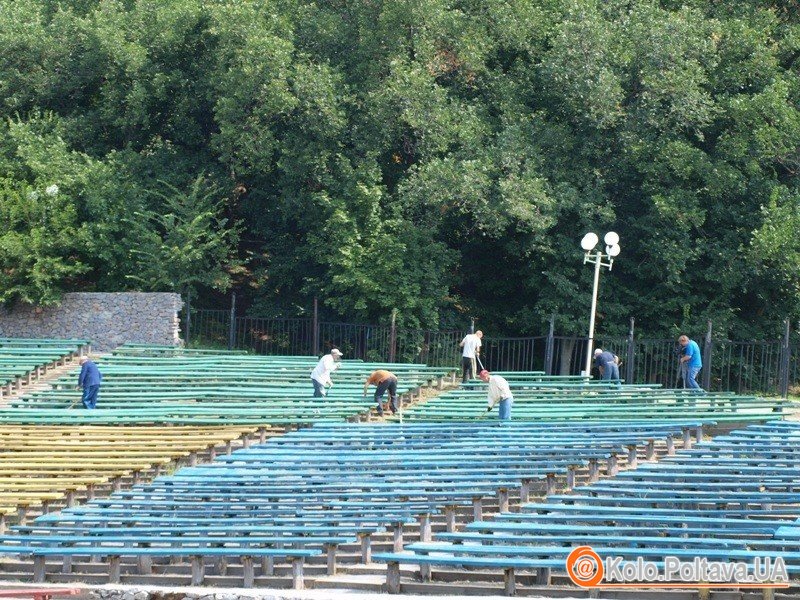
[581,231,621,376]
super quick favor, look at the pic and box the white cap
[594,349,602,355]
[331,348,343,356]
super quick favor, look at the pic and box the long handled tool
[68,388,81,409]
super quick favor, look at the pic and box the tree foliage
[0,0,797,335]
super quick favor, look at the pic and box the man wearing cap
[480,369,513,420]
[310,348,343,397]
[364,369,398,416]
[459,330,483,383]
[593,348,620,383]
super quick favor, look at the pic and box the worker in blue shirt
[678,335,704,392]
[76,356,102,409]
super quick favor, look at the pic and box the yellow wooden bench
[0,424,283,532]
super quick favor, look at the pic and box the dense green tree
[124,175,241,296]
[0,0,797,337]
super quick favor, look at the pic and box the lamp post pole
[584,250,603,376]
[580,232,621,377]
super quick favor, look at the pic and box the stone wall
[0,292,183,351]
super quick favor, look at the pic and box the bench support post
[360,534,372,564]
[291,557,305,590]
[695,425,703,443]
[393,524,404,552]
[420,562,432,582]
[666,436,676,455]
[627,446,638,469]
[33,555,46,583]
[387,561,401,594]
[566,467,576,490]
[607,455,619,476]
[261,555,274,576]
[137,554,152,575]
[535,567,551,585]
[682,428,693,449]
[588,460,599,483]
[445,506,456,532]
[498,489,510,513]
[109,556,121,584]
[326,543,337,575]
[419,513,432,542]
[504,567,516,596]
[520,479,532,504]
[472,498,483,521]
[762,587,775,600]
[191,555,204,586]
[61,555,72,574]
[545,473,556,495]
[645,441,656,461]
[214,555,227,576]
[242,556,254,588]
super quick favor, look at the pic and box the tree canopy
[0,0,797,336]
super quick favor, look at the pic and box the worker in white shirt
[479,369,513,420]
[459,330,483,383]
[310,348,343,397]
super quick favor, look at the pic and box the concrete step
[311,573,386,592]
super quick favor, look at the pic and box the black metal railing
[235,317,314,356]
[183,307,800,396]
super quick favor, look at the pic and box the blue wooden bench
[0,544,319,588]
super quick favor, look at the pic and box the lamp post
[581,231,621,376]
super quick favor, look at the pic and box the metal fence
[184,308,800,396]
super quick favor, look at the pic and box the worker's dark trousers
[82,385,100,409]
[375,377,398,414]
[462,357,475,382]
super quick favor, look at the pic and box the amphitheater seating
[374,420,800,595]
[0,421,705,589]
[0,425,268,533]
[0,344,792,596]
[0,349,453,425]
[396,376,788,422]
[0,338,89,398]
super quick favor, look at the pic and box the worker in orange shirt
[364,369,398,416]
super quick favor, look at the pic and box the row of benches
[393,379,789,422]
[4,350,452,424]
[374,420,800,595]
[0,339,89,398]
[0,348,454,532]
[0,425,273,531]
[0,421,707,589]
